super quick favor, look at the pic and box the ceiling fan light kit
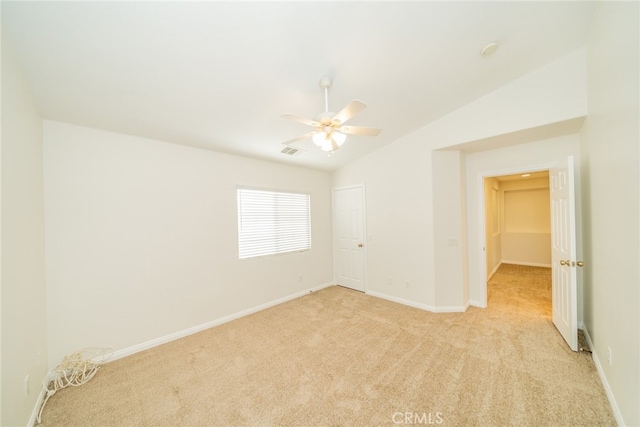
[281,76,381,154]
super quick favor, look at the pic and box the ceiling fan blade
[339,125,381,136]
[281,113,320,128]
[281,131,317,146]
[331,100,367,125]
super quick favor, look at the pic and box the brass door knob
[560,260,569,266]
[577,261,584,267]
[358,243,363,248]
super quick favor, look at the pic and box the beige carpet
[39,264,615,426]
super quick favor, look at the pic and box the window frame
[236,186,311,260]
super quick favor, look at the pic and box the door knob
[358,243,363,248]
[560,260,570,266]
[576,261,584,267]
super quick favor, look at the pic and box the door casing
[476,159,579,350]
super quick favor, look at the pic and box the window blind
[237,188,311,259]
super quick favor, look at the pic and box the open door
[550,156,578,351]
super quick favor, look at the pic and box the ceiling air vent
[281,146,301,156]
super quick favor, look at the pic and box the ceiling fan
[281,77,381,153]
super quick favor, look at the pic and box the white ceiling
[1,1,595,171]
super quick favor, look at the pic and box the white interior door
[333,186,366,292]
[550,156,578,351]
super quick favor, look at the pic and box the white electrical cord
[37,347,113,424]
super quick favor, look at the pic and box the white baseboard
[30,282,334,425]
[501,260,552,268]
[104,281,334,363]
[431,302,468,313]
[28,383,49,427]
[366,290,468,313]
[581,326,625,426]
[468,299,486,308]
[309,281,334,293]
[487,262,502,281]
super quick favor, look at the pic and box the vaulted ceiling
[2,1,595,171]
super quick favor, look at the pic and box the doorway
[483,171,552,314]
[483,170,551,281]
[479,159,579,351]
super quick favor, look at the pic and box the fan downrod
[318,76,333,114]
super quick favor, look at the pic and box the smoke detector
[481,41,499,57]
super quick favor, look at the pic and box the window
[237,187,311,259]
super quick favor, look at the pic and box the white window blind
[237,188,311,259]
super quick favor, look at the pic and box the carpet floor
[39,264,615,426]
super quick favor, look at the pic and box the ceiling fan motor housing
[319,76,333,90]
[314,112,335,126]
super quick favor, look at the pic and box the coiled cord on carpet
[37,347,113,424]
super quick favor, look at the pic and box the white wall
[580,2,639,425]
[332,136,436,307]
[432,150,466,309]
[333,47,586,311]
[500,178,550,267]
[43,121,333,367]
[1,29,49,426]
[483,177,551,273]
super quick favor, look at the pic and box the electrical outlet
[405,280,410,288]
[607,346,613,365]
[24,375,29,397]
[387,277,393,286]
[298,274,302,282]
